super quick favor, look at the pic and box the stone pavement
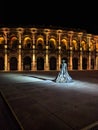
[0,71,98,130]
[0,91,22,130]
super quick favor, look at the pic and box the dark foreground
[0,70,98,130]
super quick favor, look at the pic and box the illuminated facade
[0,27,98,71]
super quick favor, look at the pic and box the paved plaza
[0,70,98,130]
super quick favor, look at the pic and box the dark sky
[1,1,98,35]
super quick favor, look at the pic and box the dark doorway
[73,58,78,70]
[37,57,44,70]
[91,59,94,69]
[0,57,4,70]
[50,57,56,70]
[10,57,18,70]
[23,56,31,70]
[82,57,87,69]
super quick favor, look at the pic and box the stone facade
[0,27,98,71]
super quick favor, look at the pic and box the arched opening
[37,57,44,70]
[0,57,4,70]
[49,57,57,70]
[91,59,94,69]
[73,58,78,70]
[82,57,87,69]
[23,56,31,70]
[10,57,18,70]
[23,37,32,49]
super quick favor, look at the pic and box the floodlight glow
[3,73,43,83]
[27,73,98,96]
[3,73,98,96]
[54,80,98,95]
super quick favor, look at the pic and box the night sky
[1,1,98,35]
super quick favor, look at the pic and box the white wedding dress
[55,60,73,83]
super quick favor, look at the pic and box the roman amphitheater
[0,27,98,71]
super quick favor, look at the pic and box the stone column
[17,28,24,71]
[94,36,98,70]
[69,46,73,70]
[18,44,22,71]
[2,28,9,71]
[87,34,92,70]
[57,30,62,71]
[68,31,74,70]
[4,44,8,71]
[31,28,37,71]
[88,48,91,70]
[79,47,83,70]
[78,32,83,70]
[95,49,98,70]
[44,29,49,71]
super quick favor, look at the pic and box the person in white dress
[55,60,73,83]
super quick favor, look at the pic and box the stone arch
[49,38,57,50]
[10,57,18,70]
[81,40,89,51]
[23,56,32,70]
[37,57,44,70]
[23,36,32,49]
[72,39,78,50]
[10,36,18,49]
[61,39,68,51]
[36,37,44,50]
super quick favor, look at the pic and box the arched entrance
[23,56,31,70]
[82,57,87,69]
[73,58,78,70]
[10,57,18,70]
[49,57,56,70]
[0,57,4,70]
[37,57,44,70]
[91,59,94,69]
